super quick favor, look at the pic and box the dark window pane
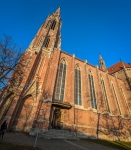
[74,67,82,105]
[57,87,60,93]
[55,94,59,100]
[60,95,63,101]
[44,38,50,48]
[59,73,62,77]
[51,20,56,30]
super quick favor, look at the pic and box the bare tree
[0,34,28,124]
[0,34,23,90]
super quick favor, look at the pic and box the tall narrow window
[88,74,97,109]
[112,84,121,115]
[75,66,82,105]
[101,79,110,112]
[54,59,66,101]
[51,20,56,30]
[44,38,50,48]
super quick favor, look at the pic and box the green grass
[85,139,131,150]
[0,141,42,150]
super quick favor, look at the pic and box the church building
[0,8,131,140]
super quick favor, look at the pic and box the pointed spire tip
[56,7,60,13]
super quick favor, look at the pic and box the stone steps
[30,128,92,140]
[41,129,78,139]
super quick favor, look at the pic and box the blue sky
[0,0,131,67]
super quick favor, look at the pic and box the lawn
[85,139,131,150]
[0,141,42,150]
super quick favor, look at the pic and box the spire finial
[99,53,106,71]
[55,7,60,14]
[99,53,102,60]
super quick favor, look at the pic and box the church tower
[25,7,62,84]
[99,54,107,72]
[0,8,63,131]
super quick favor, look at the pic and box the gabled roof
[107,61,131,74]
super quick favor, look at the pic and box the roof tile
[107,61,131,74]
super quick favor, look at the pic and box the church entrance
[52,108,61,129]
[50,100,72,130]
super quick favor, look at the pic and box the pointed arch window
[88,74,97,109]
[101,79,110,112]
[51,20,56,30]
[112,84,121,115]
[75,66,82,105]
[54,59,66,101]
[44,37,50,48]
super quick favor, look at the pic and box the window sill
[75,105,83,109]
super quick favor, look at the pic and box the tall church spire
[28,7,62,52]
[99,54,107,71]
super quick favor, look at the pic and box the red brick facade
[0,8,131,141]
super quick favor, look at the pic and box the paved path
[2,132,122,150]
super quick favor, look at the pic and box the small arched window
[50,20,56,30]
[101,79,110,112]
[88,73,97,109]
[54,59,66,101]
[75,65,82,105]
[44,38,50,48]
